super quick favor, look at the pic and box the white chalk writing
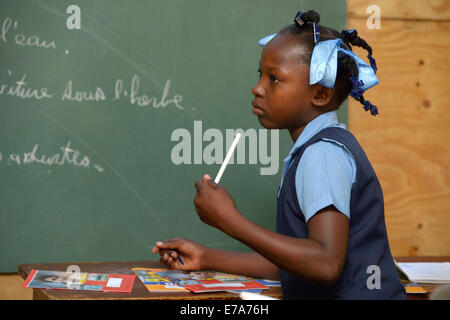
[0,71,53,100]
[1,17,56,49]
[0,69,185,110]
[114,76,184,110]
[62,81,106,102]
[1,141,104,172]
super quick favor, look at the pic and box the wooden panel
[348,0,450,21]
[0,273,32,300]
[346,18,450,256]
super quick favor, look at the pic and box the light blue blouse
[279,111,357,223]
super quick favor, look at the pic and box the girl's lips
[251,102,265,116]
[252,106,264,115]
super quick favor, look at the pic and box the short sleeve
[295,140,356,223]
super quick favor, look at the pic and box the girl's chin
[256,116,278,130]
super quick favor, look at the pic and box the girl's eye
[270,75,280,83]
[257,69,280,83]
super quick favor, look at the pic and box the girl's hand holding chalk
[154,134,243,268]
[194,176,240,231]
[193,133,242,231]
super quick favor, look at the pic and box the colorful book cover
[132,268,188,292]
[255,279,281,286]
[22,269,135,293]
[152,269,268,293]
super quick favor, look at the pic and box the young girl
[152,10,406,300]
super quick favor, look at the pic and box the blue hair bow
[257,35,379,115]
[309,38,379,90]
[257,36,378,90]
[257,33,276,47]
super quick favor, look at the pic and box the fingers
[159,250,183,269]
[158,249,177,258]
[151,245,160,254]
[195,174,219,193]
[153,238,184,264]
[194,180,206,192]
[161,250,176,262]
[160,255,176,268]
[153,238,202,270]
[154,238,182,250]
[205,178,218,189]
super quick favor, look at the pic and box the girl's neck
[288,112,319,143]
[289,126,306,143]
[289,109,334,143]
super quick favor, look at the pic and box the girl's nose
[252,81,265,97]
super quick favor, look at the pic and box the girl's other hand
[152,238,206,271]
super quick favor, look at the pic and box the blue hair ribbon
[257,33,380,115]
[257,33,277,47]
[309,38,379,90]
[368,55,377,74]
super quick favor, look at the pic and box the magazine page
[22,269,135,293]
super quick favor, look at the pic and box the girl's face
[251,34,316,132]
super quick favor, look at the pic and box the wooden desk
[18,256,449,300]
[17,260,282,300]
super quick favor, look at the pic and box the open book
[395,261,450,284]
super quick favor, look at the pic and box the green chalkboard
[0,0,346,272]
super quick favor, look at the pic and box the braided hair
[279,10,378,115]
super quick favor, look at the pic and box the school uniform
[277,111,406,300]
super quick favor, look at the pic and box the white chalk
[214,133,241,184]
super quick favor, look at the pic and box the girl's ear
[311,85,334,107]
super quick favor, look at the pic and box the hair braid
[342,29,373,56]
